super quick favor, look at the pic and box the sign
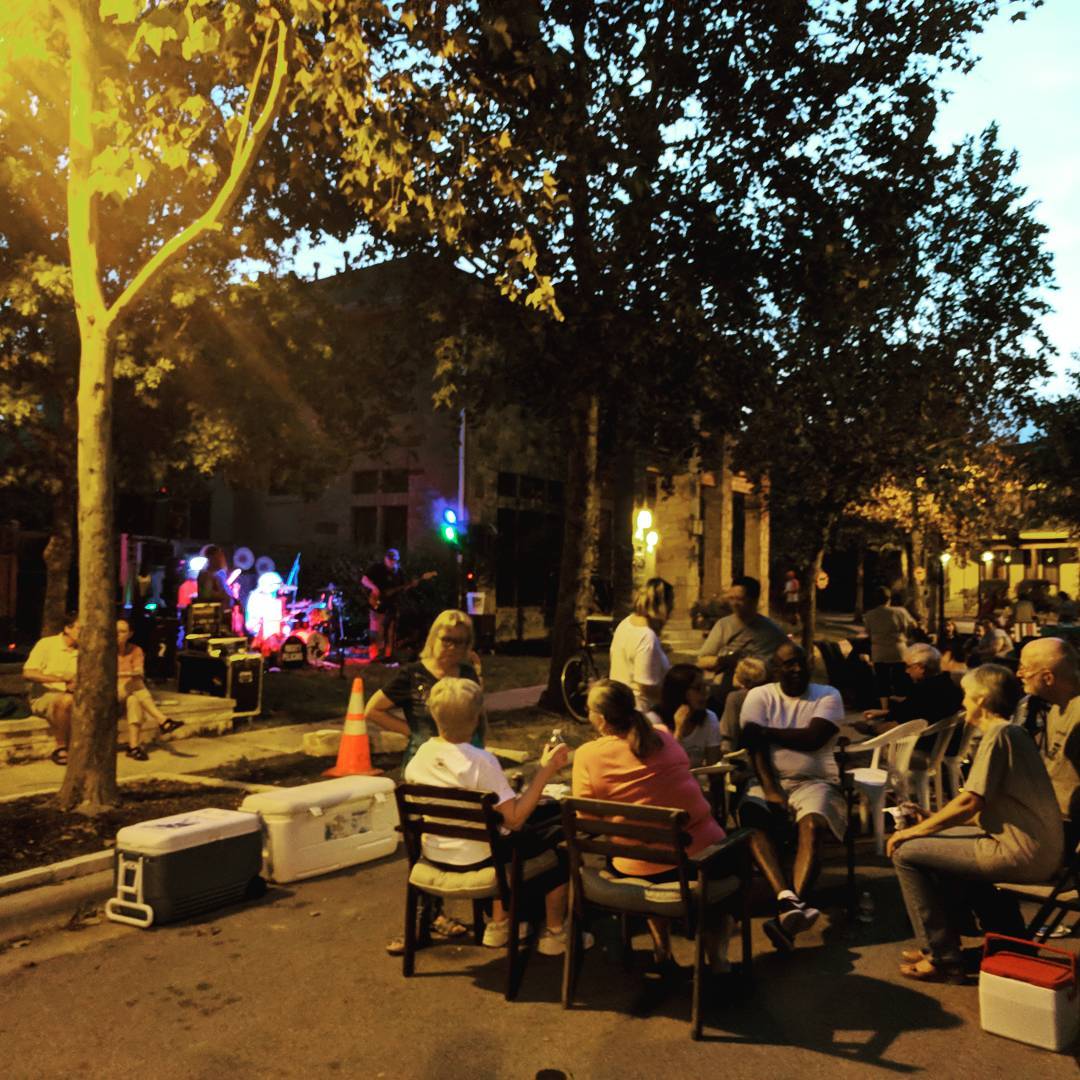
[815,570,830,590]
[914,566,927,583]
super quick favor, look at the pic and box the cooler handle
[982,932,1077,978]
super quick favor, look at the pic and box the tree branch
[109,17,290,325]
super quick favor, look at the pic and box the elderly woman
[573,679,727,970]
[608,578,674,713]
[888,664,1063,982]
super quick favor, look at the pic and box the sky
[295,3,1080,397]
[934,0,1080,397]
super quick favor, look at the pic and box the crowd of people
[379,574,1079,990]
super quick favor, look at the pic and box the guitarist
[362,548,408,661]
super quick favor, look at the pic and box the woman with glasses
[368,608,484,954]
[366,609,484,769]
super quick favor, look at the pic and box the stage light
[189,556,208,574]
[442,525,457,542]
[443,508,458,526]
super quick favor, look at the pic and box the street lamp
[937,552,951,634]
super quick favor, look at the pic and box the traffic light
[441,507,460,545]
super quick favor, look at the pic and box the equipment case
[177,650,263,717]
[240,776,399,883]
[105,807,263,928]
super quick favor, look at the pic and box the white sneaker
[482,919,530,948]
[536,924,595,956]
[777,895,820,935]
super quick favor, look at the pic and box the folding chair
[560,796,753,1040]
[996,838,1080,944]
[395,783,559,1000]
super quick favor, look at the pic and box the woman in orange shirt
[117,619,182,760]
[572,679,726,970]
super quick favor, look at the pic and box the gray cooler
[105,807,263,928]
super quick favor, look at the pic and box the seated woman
[404,678,590,955]
[117,619,182,761]
[573,679,727,970]
[888,663,1064,982]
[649,663,722,767]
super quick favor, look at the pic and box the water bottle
[547,727,563,749]
[857,890,875,924]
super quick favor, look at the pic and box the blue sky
[935,0,1080,397]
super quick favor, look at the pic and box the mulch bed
[0,780,248,879]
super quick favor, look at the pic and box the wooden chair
[560,796,753,1040]
[395,783,560,1000]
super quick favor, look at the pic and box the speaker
[177,651,226,697]
[225,653,264,717]
[145,617,179,680]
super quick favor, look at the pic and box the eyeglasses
[438,634,468,647]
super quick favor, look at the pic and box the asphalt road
[2,844,1076,1079]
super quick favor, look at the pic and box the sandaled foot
[158,718,184,735]
[431,913,468,939]
[126,745,149,761]
[50,746,68,765]
[899,948,929,965]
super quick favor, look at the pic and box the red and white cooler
[979,934,1079,1052]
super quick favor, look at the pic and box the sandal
[126,745,149,761]
[158,718,184,735]
[50,746,69,765]
[431,913,469,939]
[899,958,966,984]
[899,948,929,965]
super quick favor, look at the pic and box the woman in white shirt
[649,663,722,767]
[609,578,673,712]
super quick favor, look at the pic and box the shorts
[740,778,846,842]
[30,691,72,718]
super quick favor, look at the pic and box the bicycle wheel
[561,651,598,721]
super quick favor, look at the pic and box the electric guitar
[366,570,438,612]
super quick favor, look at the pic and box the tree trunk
[41,487,74,637]
[59,325,119,814]
[541,391,600,711]
[800,547,825,655]
[611,434,636,622]
[853,544,865,624]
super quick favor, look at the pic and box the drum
[292,628,330,664]
[279,634,308,669]
[306,604,328,629]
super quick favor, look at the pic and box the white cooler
[241,776,399,883]
[980,934,1079,1052]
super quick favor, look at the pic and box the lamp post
[938,552,951,635]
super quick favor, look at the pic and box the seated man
[1018,638,1080,840]
[404,677,590,955]
[859,643,963,741]
[738,641,846,951]
[22,612,79,765]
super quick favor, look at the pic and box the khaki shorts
[30,690,73,718]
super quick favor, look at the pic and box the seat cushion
[409,849,558,899]
[580,865,740,917]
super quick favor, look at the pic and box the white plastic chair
[847,720,928,855]
[941,720,979,802]
[907,714,963,812]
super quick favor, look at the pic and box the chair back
[946,717,978,764]
[560,797,695,922]
[395,783,510,899]
[921,713,962,772]
[852,719,927,771]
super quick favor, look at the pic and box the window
[520,475,546,501]
[381,469,409,494]
[497,471,518,497]
[382,505,408,551]
[352,506,377,546]
[352,470,378,495]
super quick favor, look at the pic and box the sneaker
[482,919,530,948]
[1041,922,1074,940]
[777,895,820,935]
[125,746,149,762]
[763,918,795,953]
[536,924,595,956]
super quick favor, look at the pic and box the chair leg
[869,787,887,856]
[403,885,419,978]
[504,885,521,1001]
[472,900,485,945]
[620,913,634,969]
[562,909,579,1008]
[691,920,706,1040]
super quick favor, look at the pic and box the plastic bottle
[857,890,875,923]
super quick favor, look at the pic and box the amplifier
[177,651,264,718]
[185,633,211,653]
[144,617,179,680]
[208,636,248,658]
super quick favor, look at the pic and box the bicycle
[560,622,606,721]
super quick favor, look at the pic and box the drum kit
[258,588,340,668]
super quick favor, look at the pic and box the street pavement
[0,844,1075,1079]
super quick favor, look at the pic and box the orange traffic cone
[324,677,382,777]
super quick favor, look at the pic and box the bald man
[1018,637,1080,828]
